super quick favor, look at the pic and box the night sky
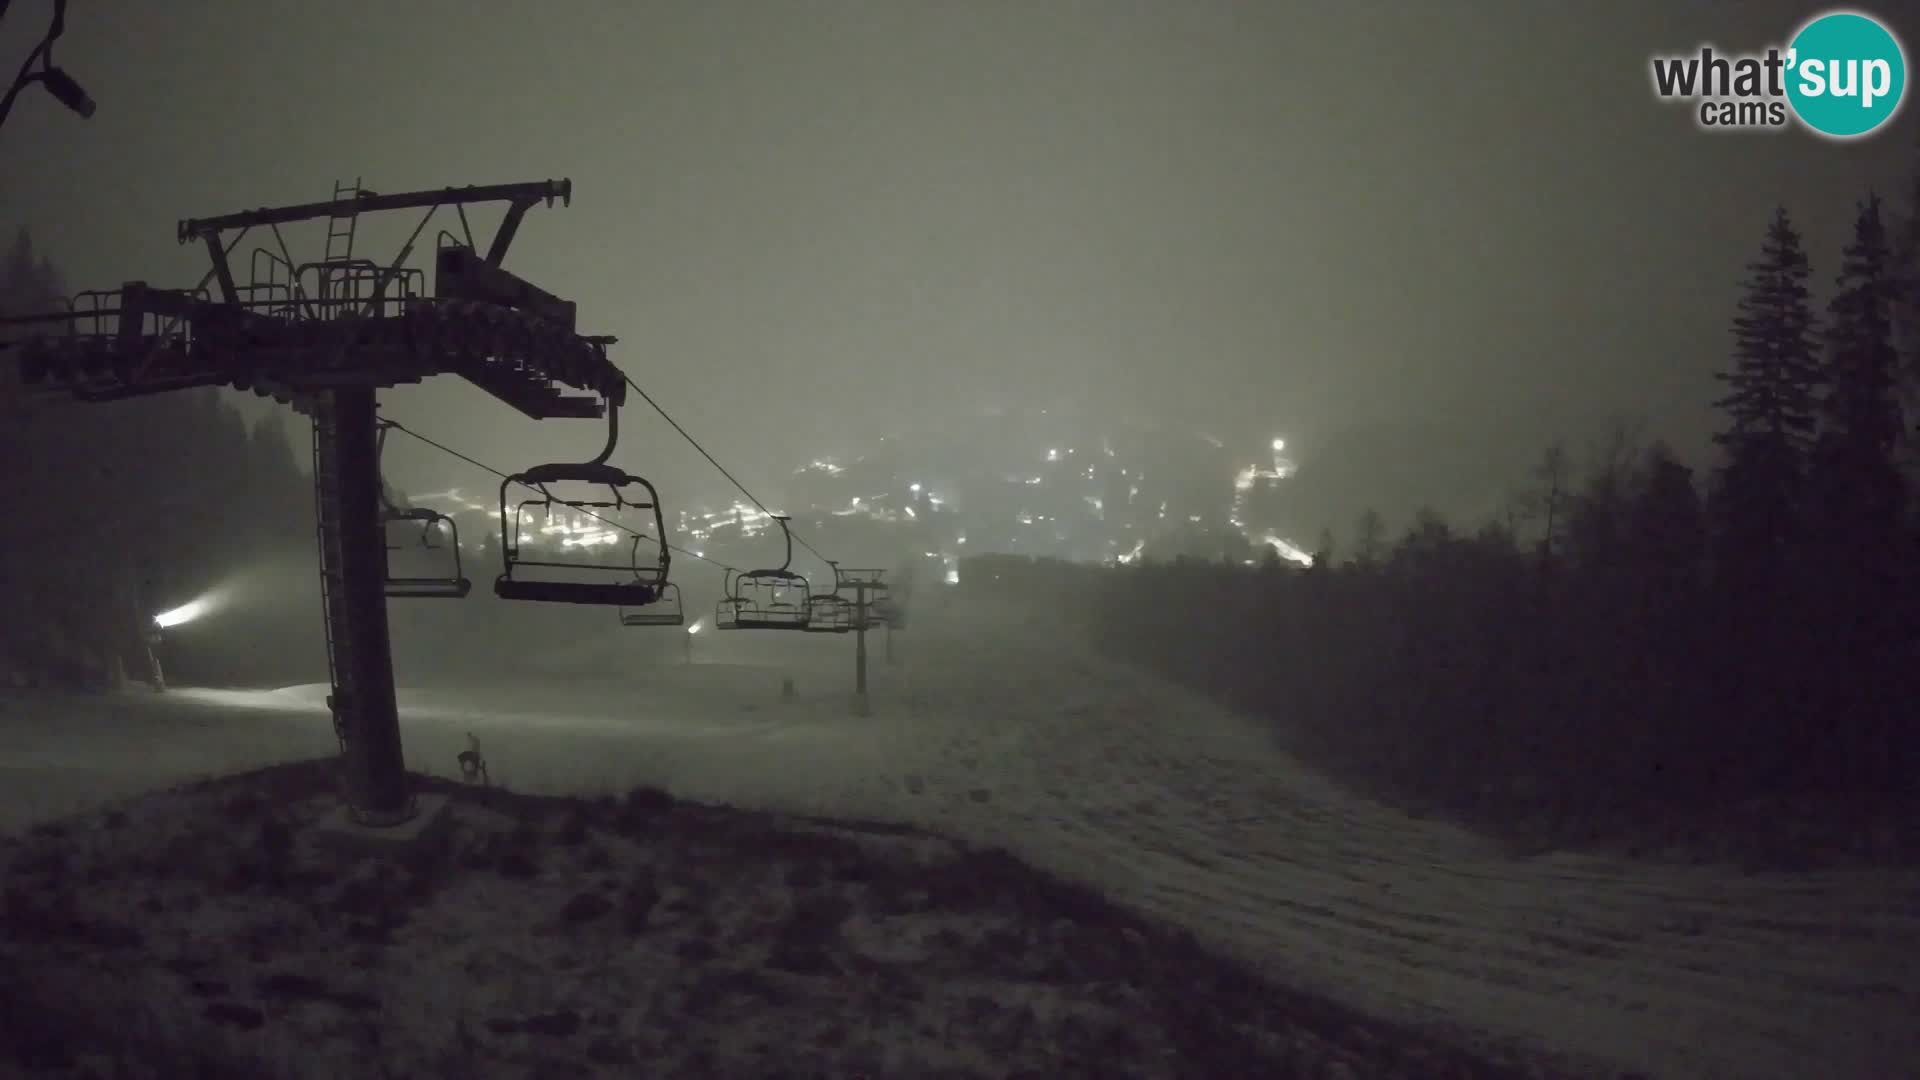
[4,0,1911,531]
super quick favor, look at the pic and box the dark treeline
[964,193,1920,864]
[1,229,316,688]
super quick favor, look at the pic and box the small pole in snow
[854,582,869,696]
[145,640,166,693]
[852,582,871,715]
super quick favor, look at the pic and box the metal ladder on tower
[311,407,350,752]
[320,178,362,315]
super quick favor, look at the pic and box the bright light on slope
[687,619,704,635]
[1261,533,1316,567]
[154,596,215,629]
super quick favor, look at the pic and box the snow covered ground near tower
[2,597,1915,1079]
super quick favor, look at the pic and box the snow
[3,598,1917,1079]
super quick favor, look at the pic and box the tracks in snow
[879,611,1920,1080]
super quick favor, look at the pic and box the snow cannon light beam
[148,590,223,693]
[153,594,218,629]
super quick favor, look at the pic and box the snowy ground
[3,597,1917,1079]
[8,762,1504,1079]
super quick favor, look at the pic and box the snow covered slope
[2,601,1915,1078]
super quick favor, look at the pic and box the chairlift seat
[731,605,810,631]
[619,609,685,627]
[494,417,672,608]
[734,616,809,630]
[379,497,470,601]
[495,577,660,606]
[388,576,473,600]
[714,517,817,630]
[618,582,684,627]
[804,596,854,633]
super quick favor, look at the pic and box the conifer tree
[1811,194,1909,792]
[1352,508,1385,568]
[1711,207,1821,577]
[1814,193,1905,546]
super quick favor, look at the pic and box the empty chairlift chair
[714,514,811,630]
[717,568,811,629]
[383,507,472,599]
[495,402,675,612]
[618,536,685,626]
[803,593,855,634]
[376,420,471,599]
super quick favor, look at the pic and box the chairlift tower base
[313,790,455,858]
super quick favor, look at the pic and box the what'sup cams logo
[1650,10,1906,138]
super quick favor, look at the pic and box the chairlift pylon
[375,419,471,600]
[715,514,811,630]
[495,401,673,608]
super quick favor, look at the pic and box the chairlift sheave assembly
[495,401,674,608]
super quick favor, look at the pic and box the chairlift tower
[829,565,889,712]
[2,178,633,827]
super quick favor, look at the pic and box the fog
[5,1,1910,541]
[4,4,1918,1077]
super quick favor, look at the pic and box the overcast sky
[3,0,1912,526]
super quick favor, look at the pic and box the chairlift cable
[619,373,835,570]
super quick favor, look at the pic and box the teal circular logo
[1786,11,1907,138]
